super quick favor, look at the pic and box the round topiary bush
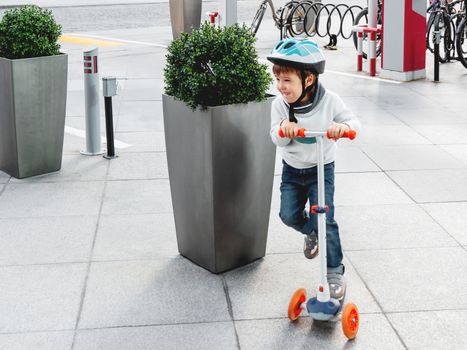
[164,23,272,110]
[0,5,62,59]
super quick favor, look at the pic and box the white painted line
[65,126,133,149]
[326,69,402,84]
[64,33,168,48]
[259,58,402,85]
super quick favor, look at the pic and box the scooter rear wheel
[288,288,307,321]
[342,303,359,339]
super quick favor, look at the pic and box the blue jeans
[279,160,343,268]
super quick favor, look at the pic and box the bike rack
[281,1,364,49]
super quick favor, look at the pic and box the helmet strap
[288,71,318,123]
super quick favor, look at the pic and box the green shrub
[164,23,272,110]
[0,5,62,59]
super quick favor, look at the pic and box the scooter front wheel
[342,303,359,339]
[288,288,307,321]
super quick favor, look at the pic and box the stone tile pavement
[1,14,467,350]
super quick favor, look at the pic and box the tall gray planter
[169,0,202,39]
[0,54,68,179]
[163,95,276,273]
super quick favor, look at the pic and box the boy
[268,38,360,301]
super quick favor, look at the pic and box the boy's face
[274,71,314,105]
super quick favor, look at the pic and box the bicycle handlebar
[278,128,357,140]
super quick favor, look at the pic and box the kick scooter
[279,127,360,340]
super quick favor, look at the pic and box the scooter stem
[316,136,331,302]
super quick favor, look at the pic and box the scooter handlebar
[278,128,357,140]
[328,129,357,140]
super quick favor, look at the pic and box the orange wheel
[287,288,306,321]
[342,303,359,340]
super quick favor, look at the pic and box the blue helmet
[267,38,325,74]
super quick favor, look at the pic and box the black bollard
[102,77,118,159]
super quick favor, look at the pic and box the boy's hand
[327,122,350,141]
[280,119,299,138]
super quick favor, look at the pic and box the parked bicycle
[426,0,465,62]
[250,0,322,39]
[351,0,382,59]
[455,0,467,67]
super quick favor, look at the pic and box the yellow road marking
[59,35,124,47]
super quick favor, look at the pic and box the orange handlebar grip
[344,130,357,140]
[278,128,306,138]
[326,129,357,140]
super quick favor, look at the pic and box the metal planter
[0,54,68,179]
[162,95,276,273]
[169,0,202,39]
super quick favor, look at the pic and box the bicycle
[427,0,464,62]
[455,0,467,67]
[351,0,382,59]
[250,0,319,39]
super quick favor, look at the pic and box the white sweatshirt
[270,88,361,169]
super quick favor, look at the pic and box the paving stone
[422,202,467,245]
[102,179,172,215]
[335,147,380,173]
[114,131,166,153]
[9,155,109,183]
[337,204,457,251]
[236,314,405,350]
[389,108,466,125]
[74,322,237,350]
[78,258,230,328]
[120,78,163,101]
[440,144,467,166]
[0,182,105,218]
[0,264,87,332]
[107,152,168,180]
[388,310,467,350]
[224,254,380,321]
[0,331,74,350]
[0,216,97,265]
[336,173,413,206]
[411,123,467,144]
[387,169,467,203]
[338,97,381,112]
[361,144,465,171]
[347,247,467,312]
[366,92,439,110]
[116,100,164,132]
[354,109,406,126]
[352,124,431,146]
[93,213,178,260]
[266,212,302,255]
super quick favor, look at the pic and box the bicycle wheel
[456,17,467,68]
[250,3,267,36]
[426,11,437,53]
[304,2,323,37]
[288,1,314,37]
[352,8,382,59]
[432,12,453,62]
[281,1,300,38]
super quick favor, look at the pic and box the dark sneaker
[303,233,319,259]
[327,265,346,301]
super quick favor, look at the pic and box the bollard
[81,47,103,156]
[207,11,219,26]
[219,0,237,27]
[357,32,363,71]
[434,28,440,82]
[102,77,118,159]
